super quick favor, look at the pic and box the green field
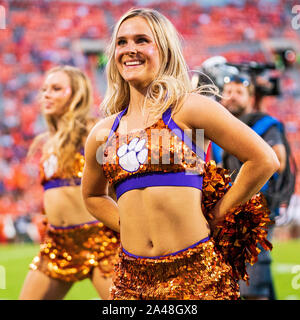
[0,239,299,300]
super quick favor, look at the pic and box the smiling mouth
[44,102,54,109]
[124,60,144,66]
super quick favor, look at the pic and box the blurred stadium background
[0,0,299,300]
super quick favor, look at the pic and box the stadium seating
[0,0,299,241]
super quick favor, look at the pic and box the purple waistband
[115,171,203,199]
[49,220,100,230]
[122,236,210,259]
[43,177,81,190]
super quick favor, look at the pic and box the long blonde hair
[29,65,93,174]
[101,8,218,119]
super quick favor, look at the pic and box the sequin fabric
[102,118,205,186]
[40,151,85,184]
[30,221,120,282]
[110,238,240,300]
[202,161,273,284]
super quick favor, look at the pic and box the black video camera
[226,61,281,97]
[194,57,281,98]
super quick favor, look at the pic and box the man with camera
[220,74,287,300]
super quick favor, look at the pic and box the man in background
[220,74,287,300]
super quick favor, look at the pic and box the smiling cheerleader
[82,8,279,300]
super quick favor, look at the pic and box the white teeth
[125,61,142,66]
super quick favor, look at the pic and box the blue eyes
[41,87,62,92]
[137,38,148,43]
[117,37,148,46]
[117,39,126,46]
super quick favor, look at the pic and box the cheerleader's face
[114,16,160,89]
[41,71,72,117]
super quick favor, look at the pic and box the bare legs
[19,268,112,300]
[19,270,73,300]
[91,267,113,300]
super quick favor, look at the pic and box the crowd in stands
[0,0,300,243]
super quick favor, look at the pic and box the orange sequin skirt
[110,237,240,300]
[29,220,120,282]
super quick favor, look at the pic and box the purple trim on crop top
[43,177,81,191]
[115,172,203,199]
[107,108,128,142]
[122,236,210,259]
[106,106,206,199]
[42,148,84,191]
[162,107,206,159]
[50,220,99,230]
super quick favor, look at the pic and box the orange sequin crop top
[102,107,206,199]
[40,148,85,190]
